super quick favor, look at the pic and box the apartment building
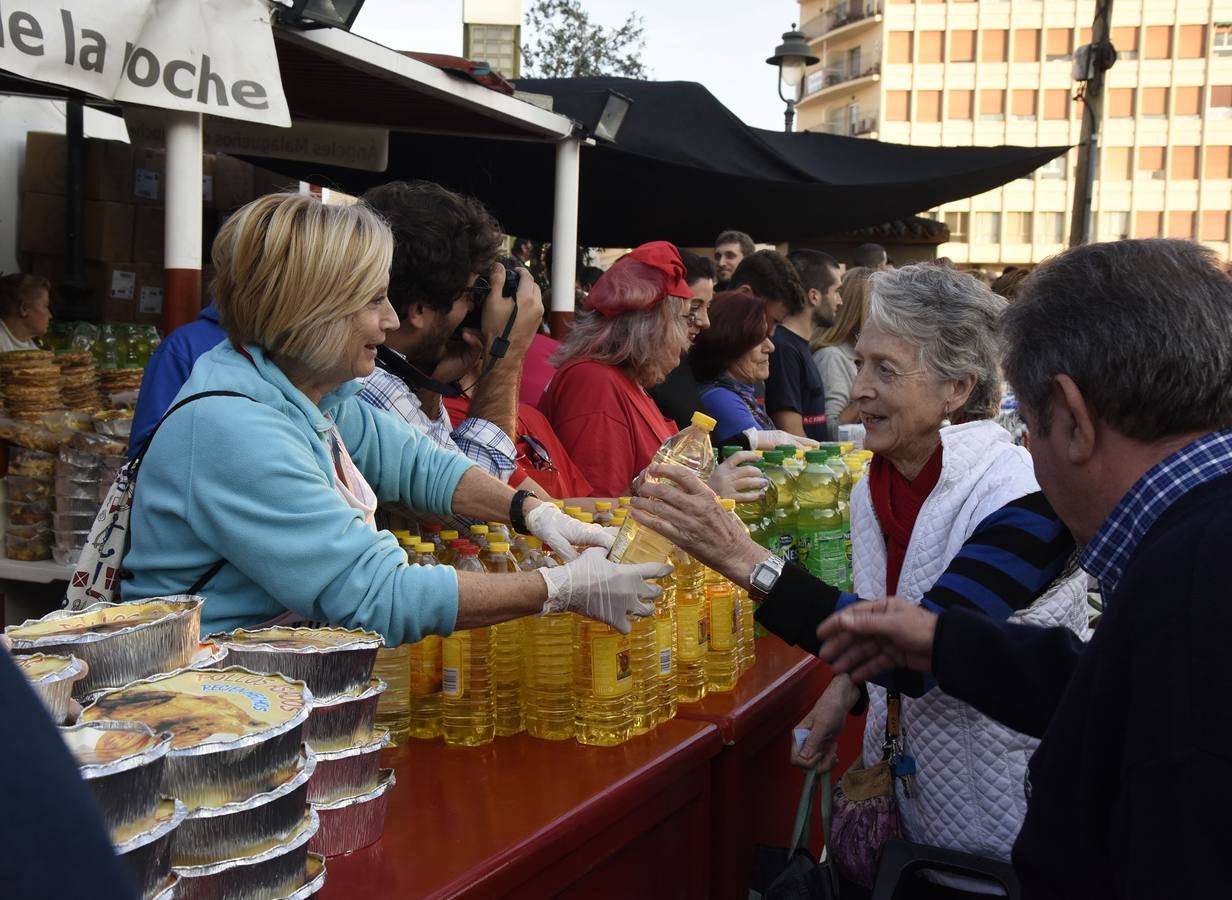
[795,0,1232,267]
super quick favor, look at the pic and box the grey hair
[868,264,1007,422]
[551,295,690,387]
[1003,239,1232,440]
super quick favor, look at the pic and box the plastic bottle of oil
[436,530,460,565]
[721,500,757,675]
[762,451,798,564]
[441,545,495,746]
[608,411,717,567]
[406,543,444,738]
[777,444,805,477]
[593,501,614,526]
[487,522,512,543]
[421,522,443,553]
[652,567,678,725]
[703,512,740,693]
[673,547,709,703]
[483,541,525,736]
[628,590,661,735]
[617,496,632,510]
[468,524,490,550]
[520,541,573,740]
[375,541,440,745]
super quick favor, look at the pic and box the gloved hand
[706,452,767,502]
[745,428,820,451]
[539,546,670,634]
[525,502,614,562]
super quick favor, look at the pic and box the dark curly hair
[688,291,772,383]
[729,250,806,315]
[361,180,502,316]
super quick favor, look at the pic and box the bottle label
[774,532,797,563]
[677,603,709,661]
[442,635,464,698]
[607,518,636,563]
[710,589,736,651]
[591,633,633,698]
[410,635,443,696]
[655,618,674,676]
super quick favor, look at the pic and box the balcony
[815,115,880,138]
[802,1,884,44]
[802,61,881,99]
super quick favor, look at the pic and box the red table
[675,637,839,900]
[318,719,722,899]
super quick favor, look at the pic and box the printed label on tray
[225,625,380,650]
[442,635,464,698]
[591,633,632,698]
[13,653,74,681]
[62,724,161,767]
[710,590,736,651]
[410,635,443,696]
[655,619,674,677]
[10,599,192,640]
[677,603,709,662]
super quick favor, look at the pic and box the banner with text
[0,0,290,126]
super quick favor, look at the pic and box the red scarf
[868,446,944,594]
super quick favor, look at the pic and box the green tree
[521,0,648,79]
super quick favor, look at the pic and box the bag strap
[789,768,834,856]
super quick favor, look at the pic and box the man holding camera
[360,181,542,479]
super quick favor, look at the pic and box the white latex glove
[525,502,614,562]
[745,428,820,451]
[706,452,767,502]
[539,547,670,634]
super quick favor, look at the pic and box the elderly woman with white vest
[628,263,1088,891]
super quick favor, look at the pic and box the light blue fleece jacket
[121,342,475,643]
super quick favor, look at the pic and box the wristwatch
[748,553,786,602]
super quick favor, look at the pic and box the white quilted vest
[852,421,1088,881]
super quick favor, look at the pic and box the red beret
[587,241,693,317]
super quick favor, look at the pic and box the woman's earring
[940,402,951,430]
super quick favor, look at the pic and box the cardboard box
[202,153,217,208]
[28,255,140,321]
[20,192,135,262]
[132,206,165,265]
[132,146,165,206]
[212,154,254,210]
[132,264,165,324]
[23,132,134,202]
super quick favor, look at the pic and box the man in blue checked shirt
[359,180,541,482]
[815,238,1232,900]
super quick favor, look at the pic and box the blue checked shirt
[359,365,517,481]
[1081,429,1232,602]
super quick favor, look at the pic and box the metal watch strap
[509,489,533,535]
[748,553,786,601]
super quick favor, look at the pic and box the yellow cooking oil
[520,538,573,740]
[652,568,678,725]
[483,541,525,736]
[374,541,435,745]
[407,543,443,738]
[674,547,709,703]
[573,615,634,746]
[722,500,757,675]
[593,501,614,526]
[440,544,495,746]
[468,524,490,550]
[628,603,660,735]
[437,530,460,565]
[704,508,740,693]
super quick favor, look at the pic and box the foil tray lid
[6,597,203,649]
[173,808,320,877]
[312,728,390,763]
[313,768,396,811]
[13,652,85,686]
[310,677,386,710]
[60,719,173,778]
[148,873,179,900]
[276,853,327,900]
[80,666,314,759]
[212,626,383,655]
[114,798,187,856]
[186,746,317,820]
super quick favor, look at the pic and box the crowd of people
[6,177,1232,900]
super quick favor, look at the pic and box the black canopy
[249,76,1067,246]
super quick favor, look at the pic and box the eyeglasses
[854,359,927,385]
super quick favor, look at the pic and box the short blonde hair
[212,193,393,371]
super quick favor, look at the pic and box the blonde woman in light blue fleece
[123,193,667,643]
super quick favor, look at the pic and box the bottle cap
[440,530,459,541]
[422,523,442,534]
[594,501,612,511]
[488,542,510,553]
[487,522,507,531]
[618,496,632,507]
[764,451,785,464]
[720,445,743,460]
[805,450,826,463]
[458,544,479,556]
[550,499,564,509]
[573,512,594,524]
[564,505,583,515]
[449,538,470,547]
[776,444,799,454]
[391,529,412,543]
[414,543,436,554]
[719,498,736,511]
[469,524,489,535]
[690,411,717,431]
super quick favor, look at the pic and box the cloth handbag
[828,693,906,890]
[64,391,251,611]
[750,767,840,900]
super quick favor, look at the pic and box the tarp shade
[242,75,1068,246]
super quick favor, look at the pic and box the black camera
[461,258,521,332]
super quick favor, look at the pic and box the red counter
[318,719,722,900]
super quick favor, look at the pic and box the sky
[351,0,802,130]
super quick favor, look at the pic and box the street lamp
[766,25,819,133]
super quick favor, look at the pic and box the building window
[948,89,974,120]
[950,30,976,63]
[1037,211,1065,244]
[886,91,910,121]
[1039,156,1068,179]
[1143,25,1172,59]
[1006,212,1033,243]
[919,31,944,63]
[1135,211,1163,238]
[1045,29,1073,60]
[888,32,913,64]
[1167,211,1196,240]
[1136,147,1166,179]
[1201,211,1230,242]
[1141,87,1168,118]
[1206,146,1232,180]
[1215,25,1232,56]
[1212,85,1232,118]
[1175,86,1203,116]
[806,70,825,96]
[982,30,1008,63]
[973,212,1002,244]
[1100,212,1130,241]
[917,90,942,122]
[979,89,1005,121]
[1014,29,1041,63]
[1011,90,1037,120]
[1112,26,1139,60]
[1043,89,1069,120]
[1107,88,1136,118]
[944,211,969,242]
[1171,146,1199,180]
[1177,25,1206,59]
[464,23,520,77]
[1102,147,1131,180]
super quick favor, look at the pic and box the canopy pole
[549,136,581,340]
[164,109,203,333]
[1069,0,1115,247]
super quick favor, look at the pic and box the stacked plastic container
[6,446,55,560]
[53,431,127,565]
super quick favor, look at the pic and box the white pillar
[163,110,203,331]
[549,136,581,335]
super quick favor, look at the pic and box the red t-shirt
[520,333,560,407]
[868,446,944,594]
[442,396,595,500]
[538,358,678,497]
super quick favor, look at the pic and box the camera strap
[374,345,463,398]
[477,300,518,380]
